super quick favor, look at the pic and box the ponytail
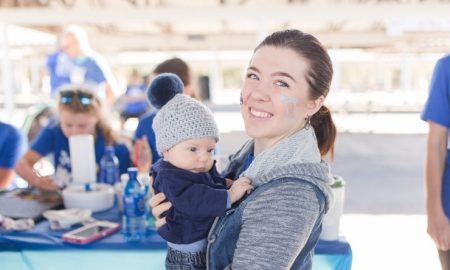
[311,105,336,158]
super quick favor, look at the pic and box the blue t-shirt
[31,122,131,188]
[421,55,450,127]
[47,51,68,95]
[134,110,160,164]
[46,51,106,96]
[422,54,450,217]
[123,84,150,115]
[0,122,25,169]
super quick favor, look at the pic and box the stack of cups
[320,176,345,241]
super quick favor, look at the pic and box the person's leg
[165,246,206,270]
[438,249,450,270]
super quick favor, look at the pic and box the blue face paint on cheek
[280,95,299,117]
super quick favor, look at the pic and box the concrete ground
[219,132,427,215]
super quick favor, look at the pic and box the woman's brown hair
[255,29,336,157]
[153,58,191,86]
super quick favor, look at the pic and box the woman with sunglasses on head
[150,29,336,269]
[16,86,132,192]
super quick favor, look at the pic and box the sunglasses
[59,90,94,106]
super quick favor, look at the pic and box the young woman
[150,29,336,269]
[16,86,132,191]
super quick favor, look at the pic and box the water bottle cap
[127,167,138,173]
[127,168,138,179]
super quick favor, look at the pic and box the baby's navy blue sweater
[151,160,228,244]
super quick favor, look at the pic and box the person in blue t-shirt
[16,86,132,192]
[0,122,26,188]
[119,70,150,125]
[149,74,253,270]
[46,50,71,96]
[46,25,120,105]
[133,58,195,172]
[422,54,450,269]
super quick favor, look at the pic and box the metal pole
[1,23,14,122]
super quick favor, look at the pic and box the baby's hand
[229,177,254,203]
[225,178,234,188]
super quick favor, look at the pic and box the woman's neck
[253,138,280,155]
[253,127,303,155]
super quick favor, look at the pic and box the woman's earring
[240,95,243,105]
[304,114,311,130]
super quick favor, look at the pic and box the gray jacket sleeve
[231,182,320,269]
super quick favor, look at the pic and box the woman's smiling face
[241,45,320,147]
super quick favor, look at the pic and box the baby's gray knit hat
[148,74,219,155]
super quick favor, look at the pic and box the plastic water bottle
[99,146,119,185]
[139,173,153,227]
[122,167,147,241]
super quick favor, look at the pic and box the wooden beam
[1,4,450,25]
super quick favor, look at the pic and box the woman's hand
[225,178,234,188]
[428,208,450,251]
[132,136,152,173]
[31,175,59,192]
[149,192,172,229]
[15,150,59,191]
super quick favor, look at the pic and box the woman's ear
[307,95,325,115]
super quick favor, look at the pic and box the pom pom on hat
[147,73,184,109]
[151,82,219,155]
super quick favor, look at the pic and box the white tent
[0,24,56,120]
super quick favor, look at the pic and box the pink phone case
[62,221,120,244]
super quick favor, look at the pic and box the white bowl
[62,183,114,212]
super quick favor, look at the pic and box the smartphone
[62,221,120,244]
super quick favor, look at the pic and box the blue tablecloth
[0,206,352,269]
[0,206,165,251]
[315,238,353,270]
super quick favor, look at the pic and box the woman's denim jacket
[206,141,327,270]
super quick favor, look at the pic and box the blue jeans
[165,246,206,270]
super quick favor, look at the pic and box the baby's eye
[189,147,197,152]
[207,148,214,153]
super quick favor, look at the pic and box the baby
[148,74,253,270]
